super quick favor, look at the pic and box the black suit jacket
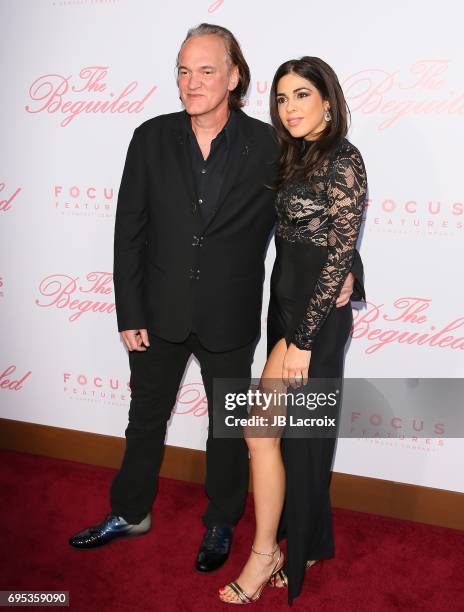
[113,109,365,352]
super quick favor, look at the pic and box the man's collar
[184,108,238,147]
[222,108,237,147]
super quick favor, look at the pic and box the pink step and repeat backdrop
[1,0,463,493]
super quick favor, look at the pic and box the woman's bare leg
[219,339,288,602]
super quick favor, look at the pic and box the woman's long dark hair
[270,56,350,187]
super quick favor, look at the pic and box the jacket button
[192,235,204,247]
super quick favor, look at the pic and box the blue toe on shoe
[69,514,134,548]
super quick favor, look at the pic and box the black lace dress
[267,138,367,604]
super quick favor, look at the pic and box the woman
[219,56,367,605]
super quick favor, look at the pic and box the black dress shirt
[185,110,237,223]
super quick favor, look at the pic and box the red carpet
[0,449,463,611]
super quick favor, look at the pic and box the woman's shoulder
[326,138,366,180]
[331,137,364,163]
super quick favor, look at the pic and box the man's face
[177,34,239,117]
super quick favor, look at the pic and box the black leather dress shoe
[195,525,233,573]
[69,512,151,549]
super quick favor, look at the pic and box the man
[69,24,365,573]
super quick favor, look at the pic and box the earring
[324,109,331,122]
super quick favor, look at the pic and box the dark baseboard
[1,417,462,531]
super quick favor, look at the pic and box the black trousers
[110,332,254,528]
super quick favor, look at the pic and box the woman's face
[276,72,329,141]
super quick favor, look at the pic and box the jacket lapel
[172,116,198,213]
[202,111,253,233]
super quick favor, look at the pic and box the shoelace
[88,513,122,534]
[204,526,230,551]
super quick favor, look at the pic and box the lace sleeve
[291,148,367,350]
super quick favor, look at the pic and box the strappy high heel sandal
[269,559,319,588]
[218,544,284,604]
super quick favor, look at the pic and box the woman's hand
[282,343,311,388]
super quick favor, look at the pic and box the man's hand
[336,272,355,308]
[121,329,150,352]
